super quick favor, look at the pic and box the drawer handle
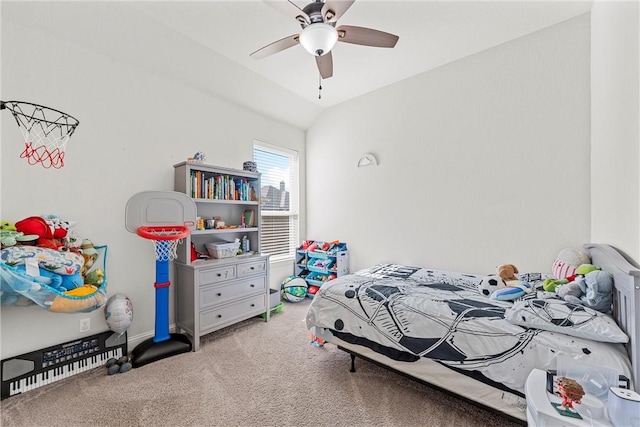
[250,267,255,270]
[250,284,255,288]
[217,314,222,318]
[217,293,222,297]
[251,303,255,307]
[217,273,221,277]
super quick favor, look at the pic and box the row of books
[190,171,258,201]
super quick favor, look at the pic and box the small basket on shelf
[205,240,240,259]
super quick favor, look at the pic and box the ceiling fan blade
[264,0,310,25]
[315,52,333,79]
[321,0,355,22]
[250,34,299,59]
[336,25,399,48]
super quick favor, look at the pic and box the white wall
[591,1,640,261]
[306,14,592,274]
[0,18,305,358]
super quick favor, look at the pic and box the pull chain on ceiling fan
[250,0,399,81]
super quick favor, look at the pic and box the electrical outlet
[80,318,90,332]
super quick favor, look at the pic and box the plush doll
[84,269,105,287]
[14,216,64,250]
[556,280,583,301]
[13,264,84,292]
[497,264,519,282]
[63,230,82,251]
[552,248,591,280]
[80,239,99,276]
[0,230,22,248]
[544,263,600,292]
[575,270,613,313]
[490,280,534,301]
[1,221,17,232]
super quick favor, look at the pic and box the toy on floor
[105,355,132,375]
[281,275,307,302]
[260,301,284,319]
[307,285,320,298]
[125,191,194,368]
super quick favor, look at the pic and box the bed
[305,243,639,424]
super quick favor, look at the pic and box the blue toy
[490,280,534,301]
[13,264,83,292]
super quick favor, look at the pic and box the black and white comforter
[305,264,632,393]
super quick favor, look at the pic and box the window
[253,141,299,262]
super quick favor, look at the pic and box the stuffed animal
[497,264,519,281]
[14,216,64,250]
[63,230,82,251]
[490,280,534,301]
[84,269,105,287]
[571,270,614,313]
[41,214,76,239]
[1,221,17,232]
[547,263,600,294]
[0,230,22,248]
[552,248,591,280]
[80,239,99,276]
[556,280,583,301]
[13,264,84,292]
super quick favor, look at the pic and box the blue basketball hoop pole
[130,227,192,368]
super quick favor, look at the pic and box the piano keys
[1,331,127,399]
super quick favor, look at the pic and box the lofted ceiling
[2,0,593,129]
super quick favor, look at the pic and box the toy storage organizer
[295,241,348,296]
[0,245,108,313]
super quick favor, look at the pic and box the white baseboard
[126,324,179,351]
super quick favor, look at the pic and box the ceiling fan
[250,0,399,79]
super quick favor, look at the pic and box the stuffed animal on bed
[552,263,597,295]
[563,270,613,313]
[490,280,534,301]
[497,264,519,281]
[552,247,591,280]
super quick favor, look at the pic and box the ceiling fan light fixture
[299,23,338,56]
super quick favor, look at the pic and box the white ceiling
[2,0,593,129]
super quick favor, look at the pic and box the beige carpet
[1,299,522,427]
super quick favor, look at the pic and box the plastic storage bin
[205,241,240,259]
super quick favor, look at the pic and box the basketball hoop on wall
[1,100,79,169]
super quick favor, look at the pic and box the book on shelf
[189,172,255,201]
[243,209,255,227]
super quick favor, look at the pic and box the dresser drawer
[238,259,267,277]
[199,294,267,332]
[199,275,267,309]
[199,265,236,285]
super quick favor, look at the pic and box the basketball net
[1,101,79,169]
[137,227,189,262]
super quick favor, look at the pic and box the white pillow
[504,298,628,343]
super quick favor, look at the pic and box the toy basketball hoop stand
[125,191,197,368]
[1,100,79,169]
[131,226,192,367]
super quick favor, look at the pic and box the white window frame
[253,140,299,263]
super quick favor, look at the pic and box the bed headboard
[584,243,640,390]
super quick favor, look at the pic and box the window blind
[253,141,299,262]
